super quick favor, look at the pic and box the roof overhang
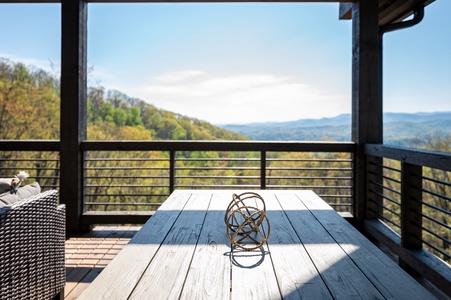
[339,0,435,27]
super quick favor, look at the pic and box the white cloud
[130,71,350,124]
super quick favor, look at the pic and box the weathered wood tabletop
[79,190,435,300]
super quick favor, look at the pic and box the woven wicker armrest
[0,190,66,300]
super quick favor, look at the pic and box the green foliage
[126,107,143,126]
[0,59,60,140]
[112,108,127,126]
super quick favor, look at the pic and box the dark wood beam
[0,0,352,3]
[81,140,356,152]
[60,0,88,235]
[0,141,59,151]
[365,144,451,172]
[339,3,352,20]
[351,0,381,228]
[341,1,435,26]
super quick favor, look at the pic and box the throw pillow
[16,182,41,199]
[0,182,41,208]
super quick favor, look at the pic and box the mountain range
[219,112,451,146]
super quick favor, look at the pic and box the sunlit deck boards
[77,190,436,299]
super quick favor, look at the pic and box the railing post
[169,150,175,193]
[260,151,266,189]
[366,155,383,219]
[400,162,422,272]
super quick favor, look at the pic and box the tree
[172,125,187,140]
[126,107,143,126]
[99,102,114,122]
[113,108,127,126]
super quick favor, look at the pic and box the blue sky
[0,2,450,124]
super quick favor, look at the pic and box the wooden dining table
[78,190,435,299]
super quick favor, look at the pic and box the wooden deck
[64,225,140,299]
[75,190,442,299]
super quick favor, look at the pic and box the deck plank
[263,192,333,299]
[297,190,435,300]
[129,192,211,299]
[277,192,385,299]
[179,192,232,300]
[77,192,191,300]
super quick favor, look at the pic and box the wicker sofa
[0,189,65,300]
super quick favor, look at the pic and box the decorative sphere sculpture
[224,192,270,251]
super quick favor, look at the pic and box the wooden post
[169,150,175,193]
[60,0,88,234]
[260,151,266,189]
[351,0,382,228]
[366,155,383,219]
[400,162,422,272]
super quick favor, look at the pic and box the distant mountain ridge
[221,112,451,129]
[219,112,451,145]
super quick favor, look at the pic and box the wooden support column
[351,0,382,228]
[60,0,88,234]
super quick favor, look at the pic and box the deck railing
[365,144,450,294]
[82,141,354,217]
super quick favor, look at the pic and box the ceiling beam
[339,2,353,20]
[0,0,352,3]
[340,0,435,26]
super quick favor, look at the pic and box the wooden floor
[64,225,141,300]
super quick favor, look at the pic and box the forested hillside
[0,59,246,141]
[87,87,247,141]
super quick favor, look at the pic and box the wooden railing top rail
[0,140,60,152]
[0,140,356,153]
[0,140,356,152]
[365,144,451,172]
[81,140,356,152]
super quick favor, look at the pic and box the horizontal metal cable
[368,189,401,206]
[413,210,451,230]
[421,188,451,202]
[413,235,451,261]
[413,197,451,216]
[369,180,401,195]
[422,174,451,187]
